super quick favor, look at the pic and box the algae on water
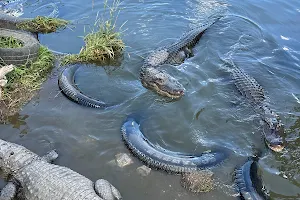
[0,46,55,123]
[16,16,69,34]
[0,36,24,48]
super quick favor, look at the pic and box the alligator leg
[183,47,193,57]
[94,179,122,200]
[41,150,59,163]
[171,50,186,64]
[0,182,17,200]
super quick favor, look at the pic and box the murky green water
[1,0,299,199]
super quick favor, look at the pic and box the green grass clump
[0,46,55,123]
[61,26,124,65]
[61,0,125,66]
[16,16,69,34]
[0,36,24,48]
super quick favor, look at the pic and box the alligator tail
[121,118,229,173]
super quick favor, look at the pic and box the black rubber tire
[0,12,38,40]
[0,28,40,66]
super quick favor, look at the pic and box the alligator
[0,138,122,200]
[140,19,218,99]
[121,118,229,173]
[235,159,269,200]
[225,61,284,152]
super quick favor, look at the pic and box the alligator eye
[156,78,163,83]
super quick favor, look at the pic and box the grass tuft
[0,36,24,48]
[61,0,125,66]
[0,46,55,123]
[16,16,69,34]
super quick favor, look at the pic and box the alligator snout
[265,128,285,152]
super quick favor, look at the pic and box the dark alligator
[0,138,122,200]
[121,118,228,173]
[140,19,218,99]
[226,61,284,152]
[235,159,269,200]
[58,64,108,108]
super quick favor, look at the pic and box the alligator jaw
[141,79,184,99]
[266,143,284,152]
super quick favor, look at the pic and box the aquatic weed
[0,46,55,123]
[0,36,23,48]
[61,0,125,66]
[16,16,69,34]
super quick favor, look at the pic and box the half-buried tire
[58,64,107,108]
[0,28,40,66]
[121,117,229,173]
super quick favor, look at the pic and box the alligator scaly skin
[141,20,217,69]
[0,139,121,200]
[227,62,284,152]
[140,19,218,98]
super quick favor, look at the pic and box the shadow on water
[0,0,299,199]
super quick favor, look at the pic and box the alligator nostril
[10,152,14,156]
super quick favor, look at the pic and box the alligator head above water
[140,66,185,99]
[140,19,218,99]
[262,108,285,152]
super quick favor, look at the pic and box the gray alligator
[225,61,284,152]
[121,118,229,173]
[0,138,122,200]
[140,19,218,99]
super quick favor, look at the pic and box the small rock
[136,165,151,176]
[180,170,214,193]
[0,64,14,80]
[107,159,117,167]
[115,153,133,168]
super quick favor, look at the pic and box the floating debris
[180,170,214,193]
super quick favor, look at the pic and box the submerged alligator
[235,159,268,200]
[121,118,228,173]
[225,61,284,152]
[140,19,218,99]
[0,138,122,200]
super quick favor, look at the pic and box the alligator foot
[183,47,194,58]
[95,179,122,200]
[41,150,59,163]
[0,182,17,200]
